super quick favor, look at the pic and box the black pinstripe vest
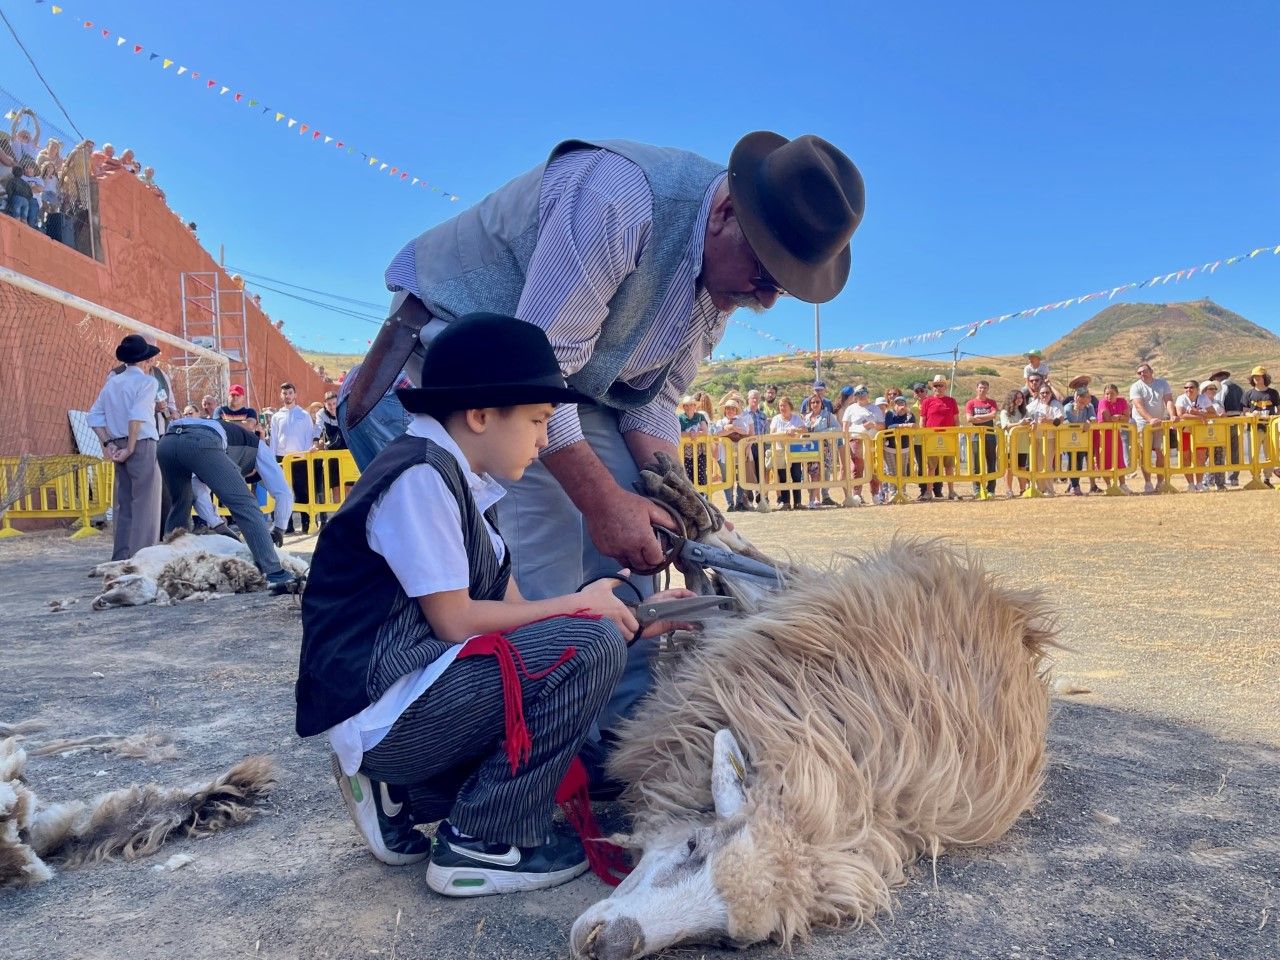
[295,434,509,738]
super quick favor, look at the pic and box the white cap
[874,396,887,405]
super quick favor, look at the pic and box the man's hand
[583,488,677,573]
[110,446,133,463]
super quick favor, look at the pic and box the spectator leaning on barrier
[920,374,959,501]
[964,380,999,498]
[802,393,840,509]
[1062,388,1096,495]
[743,389,769,505]
[1095,383,1130,491]
[1197,380,1227,491]
[1027,382,1065,496]
[882,395,915,501]
[272,382,321,532]
[1000,389,1032,498]
[678,394,710,486]
[1129,362,1174,494]
[1242,366,1279,487]
[88,335,163,561]
[769,396,806,509]
[712,394,752,511]
[839,386,877,505]
[1173,380,1208,491]
[1209,369,1244,487]
[200,394,218,418]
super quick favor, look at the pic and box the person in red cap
[217,383,260,435]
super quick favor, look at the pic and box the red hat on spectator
[229,384,246,396]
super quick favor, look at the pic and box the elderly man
[1129,362,1175,493]
[342,133,862,756]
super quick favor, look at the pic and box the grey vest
[409,139,725,409]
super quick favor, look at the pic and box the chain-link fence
[1,85,101,260]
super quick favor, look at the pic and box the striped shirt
[386,149,729,454]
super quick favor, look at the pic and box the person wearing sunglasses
[1026,384,1065,496]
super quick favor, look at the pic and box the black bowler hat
[729,131,865,305]
[395,313,596,415]
[115,334,161,364]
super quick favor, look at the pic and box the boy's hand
[575,571,639,639]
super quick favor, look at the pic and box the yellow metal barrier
[1136,417,1274,493]
[0,455,110,538]
[1012,421,1134,497]
[677,434,735,500]
[736,430,865,509]
[873,426,1004,502]
[279,449,360,525]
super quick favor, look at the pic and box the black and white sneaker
[426,820,588,897]
[330,755,431,865]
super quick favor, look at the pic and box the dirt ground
[2,490,1278,960]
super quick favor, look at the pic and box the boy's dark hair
[279,382,295,391]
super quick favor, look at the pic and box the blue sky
[4,0,1277,362]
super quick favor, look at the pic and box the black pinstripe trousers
[360,616,627,847]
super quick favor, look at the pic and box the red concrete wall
[0,171,326,456]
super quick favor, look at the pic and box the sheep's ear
[711,729,749,819]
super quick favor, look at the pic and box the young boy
[296,313,690,897]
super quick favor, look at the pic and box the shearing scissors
[633,594,741,629]
[653,526,783,587]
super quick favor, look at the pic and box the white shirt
[175,418,294,530]
[841,402,877,434]
[329,414,508,776]
[87,365,160,441]
[1197,395,1224,416]
[1026,397,1065,422]
[270,405,317,455]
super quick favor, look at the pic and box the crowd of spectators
[0,105,167,252]
[676,350,1280,508]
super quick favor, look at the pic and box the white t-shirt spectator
[770,412,804,432]
[1197,394,1224,416]
[1129,379,1172,425]
[270,405,318,455]
[1026,397,1064,423]
[712,412,753,437]
[841,403,878,434]
[1024,361,1050,381]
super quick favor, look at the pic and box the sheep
[90,530,308,610]
[570,539,1056,960]
[0,737,277,889]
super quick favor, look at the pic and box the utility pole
[813,303,822,382]
[948,328,977,396]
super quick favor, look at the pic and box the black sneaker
[330,755,431,865]
[426,820,588,897]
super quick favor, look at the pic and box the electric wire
[226,266,388,311]
[0,8,85,140]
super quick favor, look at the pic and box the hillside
[299,299,1279,406]
[1042,299,1280,385]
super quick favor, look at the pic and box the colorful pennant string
[33,1,461,201]
[727,244,1280,357]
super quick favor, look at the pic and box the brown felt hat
[1209,370,1230,381]
[1068,374,1091,390]
[729,132,865,304]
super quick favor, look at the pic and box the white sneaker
[850,494,864,506]
[1143,481,1155,494]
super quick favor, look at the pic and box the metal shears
[653,527,783,587]
[633,594,740,629]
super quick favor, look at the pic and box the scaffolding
[177,272,250,408]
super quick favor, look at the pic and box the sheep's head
[571,730,800,960]
[91,574,158,610]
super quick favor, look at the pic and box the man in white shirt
[1129,362,1174,493]
[87,335,163,560]
[271,382,318,532]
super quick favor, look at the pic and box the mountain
[1042,299,1280,385]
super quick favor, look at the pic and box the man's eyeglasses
[749,252,787,297]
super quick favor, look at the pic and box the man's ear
[706,190,734,237]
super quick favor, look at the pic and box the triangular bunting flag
[390,166,397,174]
[149,53,159,61]
[275,112,285,122]
[234,93,243,102]
[299,123,309,134]
[51,4,63,13]
[133,44,143,54]
[379,163,388,171]
[312,130,321,140]
[335,141,344,148]
[288,118,298,128]
[248,99,257,106]
[177,66,187,75]
[207,80,217,89]
[191,71,199,79]
[83,21,92,28]
[163,59,173,69]
[411,177,418,185]
[220,86,230,95]
[401,172,409,180]
[117,37,127,46]
[323,135,332,143]
[102,28,109,38]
